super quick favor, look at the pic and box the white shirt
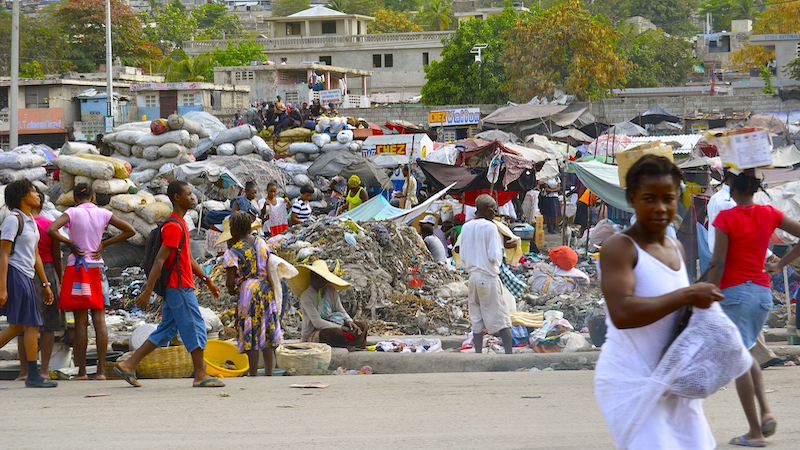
[459,218,503,276]
[707,184,736,253]
[498,202,517,220]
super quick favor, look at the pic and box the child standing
[223,211,281,376]
[0,180,58,387]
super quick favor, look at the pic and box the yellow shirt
[346,187,365,210]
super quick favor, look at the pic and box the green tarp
[572,160,633,213]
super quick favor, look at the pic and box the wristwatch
[42,281,51,287]
[201,276,209,283]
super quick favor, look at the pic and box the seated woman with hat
[288,260,368,349]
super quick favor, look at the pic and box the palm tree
[422,0,452,31]
[160,49,215,82]
[327,0,346,12]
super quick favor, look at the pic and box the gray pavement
[1,367,798,449]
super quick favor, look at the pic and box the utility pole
[10,0,20,149]
[105,0,114,133]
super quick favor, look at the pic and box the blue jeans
[720,281,772,350]
[147,287,207,353]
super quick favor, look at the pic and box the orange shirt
[579,189,597,206]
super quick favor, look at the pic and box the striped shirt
[291,198,312,223]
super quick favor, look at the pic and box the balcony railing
[183,31,454,53]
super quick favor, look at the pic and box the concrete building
[695,26,752,72]
[213,63,371,107]
[749,33,800,84]
[130,81,250,123]
[624,16,657,35]
[0,67,162,148]
[183,6,452,99]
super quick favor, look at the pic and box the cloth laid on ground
[572,160,633,213]
[499,263,526,298]
[460,332,506,353]
[529,263,590,295]
[372,338,443,353]
[510,311,544,328]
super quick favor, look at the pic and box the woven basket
[136,346,194,379]
[276,343,332,376]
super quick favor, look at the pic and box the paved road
[1,368,798,449]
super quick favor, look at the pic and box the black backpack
[0,213,24,255]
[142,216,186,297]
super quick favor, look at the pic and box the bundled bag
[59,264,104,310]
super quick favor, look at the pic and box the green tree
[341,0,384,16]
[727,0,800,71]
[420,0,453,31]
[617,28,697,88]
[149,3,198,52]
[54,0,161,72]
[271,0,311,17]
[627,0,699,36]
[327,0,346,11]
[759,64,776,94]
[194,3,233,29]
[0,8,72,76]
[785,56,800,81]
[169,0,185,12]
[211,40,267,67]
[587,0,631,24]
[368,9,423,33]
[698,0,759,31]
[19,61,46,79]
[421,8,521,104]
[502,0,631,101]
[384,0,421,11]
[160,49,215,81]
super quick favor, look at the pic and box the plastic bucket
[49,342,73,370]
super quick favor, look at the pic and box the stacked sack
[212,124,274,162]
[105,191,187,246]
[273,159,326,207]
[0,144,50,185]
[287,128,362,163]
[272,127,313,156]
[102,114,201,186]
[55,147,136,209]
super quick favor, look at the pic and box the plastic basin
[203,340,249,378]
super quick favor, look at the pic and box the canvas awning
[481,104,568,127]
[633,103,680,126]
[572,160,633,213]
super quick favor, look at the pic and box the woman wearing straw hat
[288,260,368,349]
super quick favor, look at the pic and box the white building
[183,6,452,99]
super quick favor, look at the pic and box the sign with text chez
[18,108,66,134]
[428,108,481,127]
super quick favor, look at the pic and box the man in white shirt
[456,194,513,354]
[707,173,737,253]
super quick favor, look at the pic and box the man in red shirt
[115,181,224,388]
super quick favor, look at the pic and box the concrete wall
[339,95,800,128]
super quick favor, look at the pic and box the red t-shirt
[713,204,783,289]
[161,213,195,289]
[35,216,54,263]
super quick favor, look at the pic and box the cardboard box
[616,141,673,187]
[705,127,773,170]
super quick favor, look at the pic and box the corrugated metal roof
[625,135,704,154]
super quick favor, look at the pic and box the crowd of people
[234,97,339,135]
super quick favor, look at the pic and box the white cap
[420,215,437,224]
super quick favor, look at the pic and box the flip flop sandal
[730,436,766,448]
[193,377,225,388]
[113,366,141,388]
[761,419,777,438]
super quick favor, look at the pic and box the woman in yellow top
[342,175,368,213]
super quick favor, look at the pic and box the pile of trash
[275,217,467,336]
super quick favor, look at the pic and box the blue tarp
[572,160,633,213]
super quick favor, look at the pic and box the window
[357,21,361,34]
[280,57,288,63]
[384,54,393,68]
[144,94,158,107]
[234,71,255,81]
[423,52,429,66]
[25,86,49,109]
[321,21,336,34]
[286,23,301,35]
[319,56,332,66]
[372,54,382,68]
[0,88,8,110]
[279,71,289,81]
[296,72,305,84]
[708,35,731,53]
[180,92,196,106]
[285,92,299,103]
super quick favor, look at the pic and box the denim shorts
[147,287,207,353]
[720,281,772,350]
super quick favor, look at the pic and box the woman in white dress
[595,155,724,449]
[259,181,291,237]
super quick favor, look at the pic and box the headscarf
[348,175,361,188]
